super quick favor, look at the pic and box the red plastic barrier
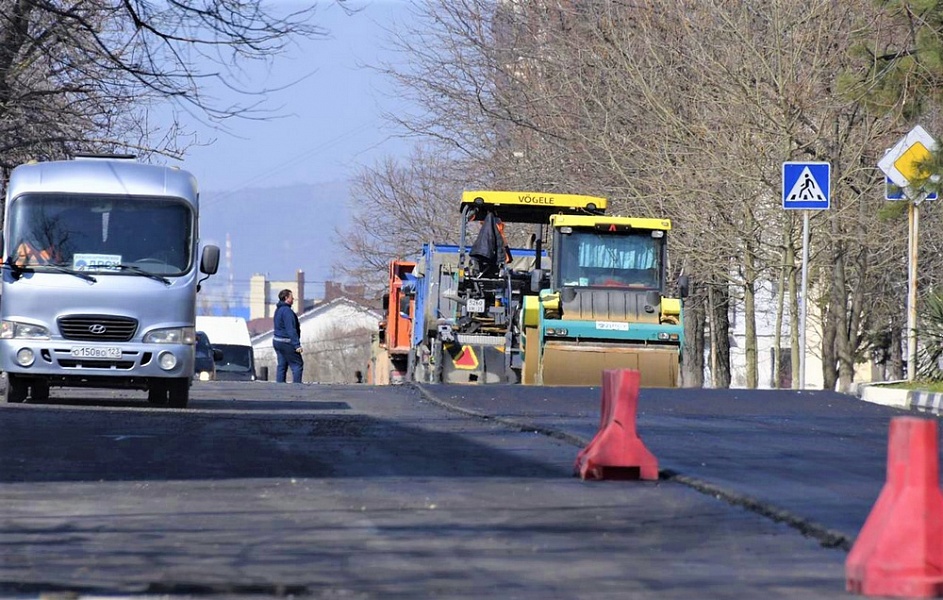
[574,369,658,481]
[574,370,616,468]
[846,417,943,597]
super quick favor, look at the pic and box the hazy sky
[176,0,416,196]
[174,1,419,299]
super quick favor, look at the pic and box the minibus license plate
[71,346,121,359]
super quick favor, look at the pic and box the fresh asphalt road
[420,385,919,546]
[0,380,916,599]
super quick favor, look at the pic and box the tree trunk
[821,269,840,390]
[789,239,800,390]
[773,273,785,389]
[774,225,795,389]
[744,280,758,388]
[709,282,732,388]
[682,282,705,388]
[743,237,758,388]
[824,220,848,391]
[889,322,904,380]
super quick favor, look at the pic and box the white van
[195,316,256,381]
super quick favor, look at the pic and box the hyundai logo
[88,324,107,335]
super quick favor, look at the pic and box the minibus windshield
[7,194,193,276]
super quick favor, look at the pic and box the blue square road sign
[885,177,938,201]
[783,162,830,210]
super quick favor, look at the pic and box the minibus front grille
[58,315,138,342]
[58,359,135,370]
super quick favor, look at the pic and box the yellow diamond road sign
[894,142,932,182]
[879,125,938,189]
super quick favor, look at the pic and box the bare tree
[505,0,907,391]
[336,143,469,287]
[0,1,340,171]
[302,322,377,384]
[358,0,937,391]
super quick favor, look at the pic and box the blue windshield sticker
[74,253,121,271]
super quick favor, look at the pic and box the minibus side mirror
[201,245,220,275]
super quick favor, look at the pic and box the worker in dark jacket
[273,289,304,383]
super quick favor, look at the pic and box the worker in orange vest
[495,219,513,264]
[13,239,59,267]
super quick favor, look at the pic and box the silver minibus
[0,155,219,407]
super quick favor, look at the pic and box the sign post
[783,161,830,390]
[878,125,939,382]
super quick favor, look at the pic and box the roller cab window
[556,229,664,290]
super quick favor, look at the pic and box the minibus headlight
[1,321,50,340]
[143,326,195,344]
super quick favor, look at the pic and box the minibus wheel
[167,378,189,408]
[3,374,28,403]
[147,381,168,405]
[30,380,49,402]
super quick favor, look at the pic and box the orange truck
[368,259,416,384]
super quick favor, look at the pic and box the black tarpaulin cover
[470,211,509,276]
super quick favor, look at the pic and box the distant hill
[198,180,351,300]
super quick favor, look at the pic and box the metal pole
[907,201,919,381]
[799,210,810,390]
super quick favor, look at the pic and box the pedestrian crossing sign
[782,162,830,210]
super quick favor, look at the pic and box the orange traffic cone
[575,369,658,481]
[846,417,943,597]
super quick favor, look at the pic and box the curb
[912,391,943,414]
[860,385,911,409]
[859,383,943,415]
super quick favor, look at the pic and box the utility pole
[907,199,921,381]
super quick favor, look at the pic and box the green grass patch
[882,381,943,392]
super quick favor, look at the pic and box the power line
[200,120,377,208]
